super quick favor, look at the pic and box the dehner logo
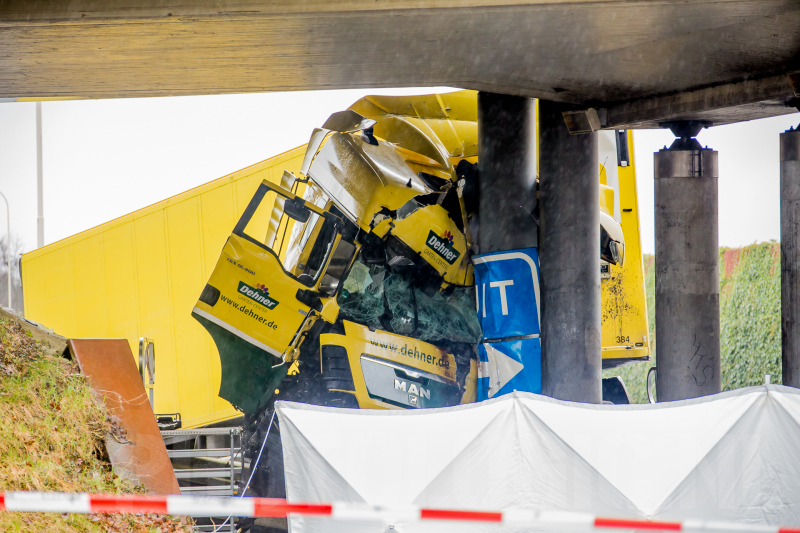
[238,282,279,310]
[426,230,460,265]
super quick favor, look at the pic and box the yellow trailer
[21,147,305,428]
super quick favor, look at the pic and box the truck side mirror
[284,197,311,223]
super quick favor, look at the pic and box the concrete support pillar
[477,92,538,253]
[781,125,800,387]
[476,93,542,400]
[654,128,720,402]
[538,101,601,404]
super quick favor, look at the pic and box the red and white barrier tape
[1,492,799,532]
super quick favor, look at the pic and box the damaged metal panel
[349,92,479,161]
[307,131,431,224]
[305,92,480,288]
[67,339,180,495]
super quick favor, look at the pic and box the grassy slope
[0,318,191,533]
[603,242,781,403]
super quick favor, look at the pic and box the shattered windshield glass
[338,255,482,344]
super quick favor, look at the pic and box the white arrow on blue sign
[478,338,542,397]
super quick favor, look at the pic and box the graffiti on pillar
[688,334,715,386]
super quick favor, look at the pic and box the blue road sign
[477,337,542,399]
[474,247,542,400]
[473,248,541,339]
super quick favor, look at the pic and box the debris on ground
[0,317,192,532]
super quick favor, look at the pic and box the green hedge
[603,242,782,403]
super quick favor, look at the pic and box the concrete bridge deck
[1,0,798,128]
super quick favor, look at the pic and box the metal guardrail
[161,428,243,436]
[167,448,233,459]
[161,427,243,532]
[174,467,235,480]
[179,485,234,494]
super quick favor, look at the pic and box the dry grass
[0,318,192,532]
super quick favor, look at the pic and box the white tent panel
[414,403,642,514]
[656,394,800,524]
[524,391,762,515]
[276,385,800,533]
[280,399,509,505]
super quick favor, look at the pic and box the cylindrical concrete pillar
[654,147,721,401]
[477,92,538,253]
[538,101,601,404]
[781,126,800,387]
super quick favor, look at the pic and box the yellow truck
[192,91,649,418]
[21,91,648,435]
[187,91,650,501]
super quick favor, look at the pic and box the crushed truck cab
[192,90,647,416]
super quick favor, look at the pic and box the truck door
[192,178,356,413]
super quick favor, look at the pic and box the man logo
[394,379,431,400]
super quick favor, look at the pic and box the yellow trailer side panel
[22,147,304,428]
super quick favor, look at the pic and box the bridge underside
[1,0,799,128]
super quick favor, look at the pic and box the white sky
[0,89,798,255]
